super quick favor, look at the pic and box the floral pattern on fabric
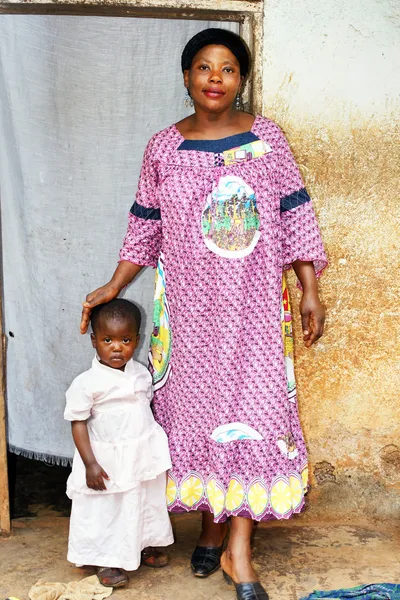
[166,463,308,521]
[120,115,326,522]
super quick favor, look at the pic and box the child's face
[91,317,140,370]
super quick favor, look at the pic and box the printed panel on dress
[222,139,272,166]
[281,277,296,402]
[201,175,260,258]
[211,422,264,443]
[149,254,172,391]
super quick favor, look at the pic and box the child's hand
[86,462,110,491]
[299,291,325,348]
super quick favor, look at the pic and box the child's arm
[293,260,325,348]
[71,421,109,491]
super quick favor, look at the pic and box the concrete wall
[262,0,400,518]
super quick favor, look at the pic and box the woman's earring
[184,89,194,108]
[235,93,243,111]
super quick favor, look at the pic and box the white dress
[64,356,173,571]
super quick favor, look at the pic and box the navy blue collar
[178,131,259,153]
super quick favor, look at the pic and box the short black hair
[181,28,251,79]
[91,299,142,334]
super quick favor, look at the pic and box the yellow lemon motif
[206,478,225,516]
[226,478,245,512]
[166,474,177,506]
[180,475,204,508]
[289,475,303,510]
[301,466,309,490]
[248,481,268,517]
[270,478,292,516]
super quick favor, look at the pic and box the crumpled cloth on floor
[28,575,113,600]
[301,584,400,600]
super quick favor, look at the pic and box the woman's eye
[224,68,234,73]
[199,65,210,70]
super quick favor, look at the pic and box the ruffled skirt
[67,473,173,571]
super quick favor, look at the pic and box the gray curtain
[0,16,238,463]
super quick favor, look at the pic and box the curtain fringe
[8,444,72,467]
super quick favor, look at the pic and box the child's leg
[140,472,174,567]
[68,487,148,572]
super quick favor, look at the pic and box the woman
[80,28,327,600]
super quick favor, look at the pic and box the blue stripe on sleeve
[280,188,311,213]
[130,202,161,221]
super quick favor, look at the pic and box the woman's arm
[80,261,143,334]
[71,421,109,491]
[292,260,325,348]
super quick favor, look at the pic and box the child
[65,299,173,588]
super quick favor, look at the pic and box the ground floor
[1,509,399,600]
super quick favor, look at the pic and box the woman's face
[184,44,243,113]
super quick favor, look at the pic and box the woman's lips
[203,89,225,99]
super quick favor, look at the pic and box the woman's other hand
[299,291,325,347]
[292,260,325,347]
[85,462,110,491]
[80,283,119,334]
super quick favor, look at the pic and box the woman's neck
[176,109,255,141]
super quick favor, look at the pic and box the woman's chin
[195,101,235,115]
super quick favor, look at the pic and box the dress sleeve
[274,125,327,277]
[119,136,161,268]
[64,376,94,422]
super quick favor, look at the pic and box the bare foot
[221,549,258,584]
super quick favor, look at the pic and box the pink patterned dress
[120,115,327,522]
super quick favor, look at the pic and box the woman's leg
[191,511,228,577]
[198,510,228,546]
[220,516,257,583]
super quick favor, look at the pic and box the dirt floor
[1,456,400,600]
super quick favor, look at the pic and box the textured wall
[263,0,400,518]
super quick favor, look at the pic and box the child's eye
[104,337,112,343]
[123,338,131,344]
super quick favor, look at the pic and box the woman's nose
[209,70,222,83]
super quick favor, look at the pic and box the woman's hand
[299,291,325,348]
[80,282,120,334]
[85,462,110,491]
[80,261,144,334]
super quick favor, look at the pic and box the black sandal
[190,544,224,577]
[223,570,269,600]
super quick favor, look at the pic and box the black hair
[181,28,251,79]
[91,299,142,334]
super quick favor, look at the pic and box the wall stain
[314,461,336,485]
[266,108,400,517]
